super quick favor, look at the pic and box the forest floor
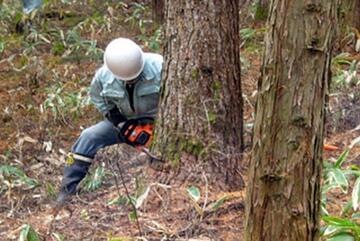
[0,1,359,241]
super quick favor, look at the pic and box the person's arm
[150,53,163,84]
[89,73,114,115]
[90,72,127,126]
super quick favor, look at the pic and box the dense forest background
[0,0,359,240]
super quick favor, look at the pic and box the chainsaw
[119,117,164,165]
[119,117,154,147]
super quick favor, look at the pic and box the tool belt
[119,117,154,148]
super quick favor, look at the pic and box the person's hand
[105,106,127,126]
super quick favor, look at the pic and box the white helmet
[104,38,145,81]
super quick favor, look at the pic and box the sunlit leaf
[127,196,137,206]
[245,123,254,129]
[187,186,201,202]
[128,210,137,222]
[341,200,353,216]
[322,225,340,236]
[322,183,340,194]
[149,41,159,51]
[323,160,334,170]
[209,195,228,211]
[0,41,5,53]
[343,169,360,177]
[334,149,350,168]
[19,224,40,241]
[328,168,348,192]
[107,196,128,206]
[135,186,150,208]
[80,209,89,221]
[83,165,105,191]
[0,165,39,189]
[350,136,360,149]
[321,205,329,216]
[352,177,360,211]
[240,28,257,40]
[327,232,355,241]
[19,224,30,241]
[322,216,360,233]
[52,232,65,241]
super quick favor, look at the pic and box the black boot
[57,159,91,204]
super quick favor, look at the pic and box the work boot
[57,158,91,204]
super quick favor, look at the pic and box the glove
[57,158,91,204]
[119,117,154,147]
[105,106,127,126]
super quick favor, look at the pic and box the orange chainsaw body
[123,123,154,148]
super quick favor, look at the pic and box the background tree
[341,0,360,30]
[151,0,164,24]
[338,0,360,48]
[356,0,360,31]
[254,0,269,21]
[245,1,339,240]
[152,0,243,184]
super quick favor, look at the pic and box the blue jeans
[71,120,123,161]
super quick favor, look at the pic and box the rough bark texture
[245,1,338,241]
[341,0,360,30]
[152,0,243,177]
[357,0,360,30]
[151,0,164,24]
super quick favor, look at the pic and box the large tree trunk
[245,1,338,241]
[152,0,243,182]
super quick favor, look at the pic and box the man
[57,38,163,203]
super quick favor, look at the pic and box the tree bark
[151,0,164,24]
[152,0,243,179]
[338,0,360,39]
[350,0,360,31]
[342,0,360,30]
[245,1,338,241]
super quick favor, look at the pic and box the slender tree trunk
[239,0,249,8]
[151,0,164,24]
[356,0,360,30]
[245,1,338,240]
[341,0,360,30]
[152,0,243,184]
[255,0,269,21]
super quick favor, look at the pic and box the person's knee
[72,121,117,156]
[80,128,100,143]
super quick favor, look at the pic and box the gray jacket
[90,53,163,119]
